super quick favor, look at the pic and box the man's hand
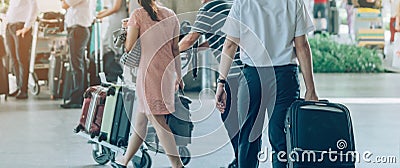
[16,27,31,38]
[215,84,226,113]
[305,88,318,101]
[61,0,70,9]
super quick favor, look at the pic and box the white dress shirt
[6,0,39,28]
[64,0,94,28]
[221,0,315,67]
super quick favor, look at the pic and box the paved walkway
[0,73,399,168]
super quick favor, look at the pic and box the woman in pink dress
[112,0,184,168]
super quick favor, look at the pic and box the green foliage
[309,35,384,73]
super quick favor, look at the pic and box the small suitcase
[98,86,122,142]
[74,86,108,138]
[328,6,340,35]
[285,100,356,168]
[0,35,8,100]
[0,56,9,100]
[62,62,73,104]
[166,93,193,146]
[98,85,134,147]
[48,52,63,99]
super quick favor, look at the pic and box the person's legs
[147,115,183,168]
[320,3,327,31]
[268,65,300,168]
[236,66,275,168]
[5,24,19,92]
[221,74,240,166]
[14,24,32,96]
[346,4,355,37]
[116,112,149,165]
[68,26,90,104]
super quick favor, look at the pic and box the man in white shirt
[215,0,318,167]
[60,0,92,108]
[5,0,39,99]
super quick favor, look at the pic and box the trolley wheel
[28,72,40,95]
[92,145,111,165]
[132,151,152,168]
[179,146,191,165]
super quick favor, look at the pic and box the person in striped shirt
[179,0,242,167]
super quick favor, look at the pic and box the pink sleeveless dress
[127,6,180,115]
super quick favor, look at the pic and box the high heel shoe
[111,161,126,168]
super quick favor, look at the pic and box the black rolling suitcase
[61,62,73,104]
[48,51,64,99]
[285,100,356,168]
[111,87,135,147]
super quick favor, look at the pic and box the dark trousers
[237,64,300,168]
[5,23,32,93]
[67,26,90,103]
[221,73,240,161]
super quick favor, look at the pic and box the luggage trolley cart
[29,13,68,95]
[76,84,192,167]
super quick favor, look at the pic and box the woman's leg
[147,115,183,168]
[116,112,148,166]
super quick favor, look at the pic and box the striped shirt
[191,0,243,76]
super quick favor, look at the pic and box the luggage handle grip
[298,98,329,103]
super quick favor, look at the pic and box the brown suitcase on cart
[0,36,8,100]
[74,86,108,138]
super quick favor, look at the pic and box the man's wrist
[217,78,226,84]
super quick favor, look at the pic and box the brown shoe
[16,92,28,99]
[9,89,20,97]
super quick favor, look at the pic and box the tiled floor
[0,73,400,168]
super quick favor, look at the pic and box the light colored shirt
[191,0,243,76]
[6,0,39,28]
[221,0,314,67]
[64,0,93,28]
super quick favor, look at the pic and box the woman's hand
[175,78,185,92]
[96,10,108,19]
[121,18,129,28]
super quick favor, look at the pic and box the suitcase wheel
[84,91,92,99]
[179,146,191,165]
[98,133,107,142]
[116,139,126,147]
[90,132,97,139]
[107,87,116,96]
[126,92,134,101]
[92,144,111,165]
[132,150,152,168]
[73,125,84,133]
